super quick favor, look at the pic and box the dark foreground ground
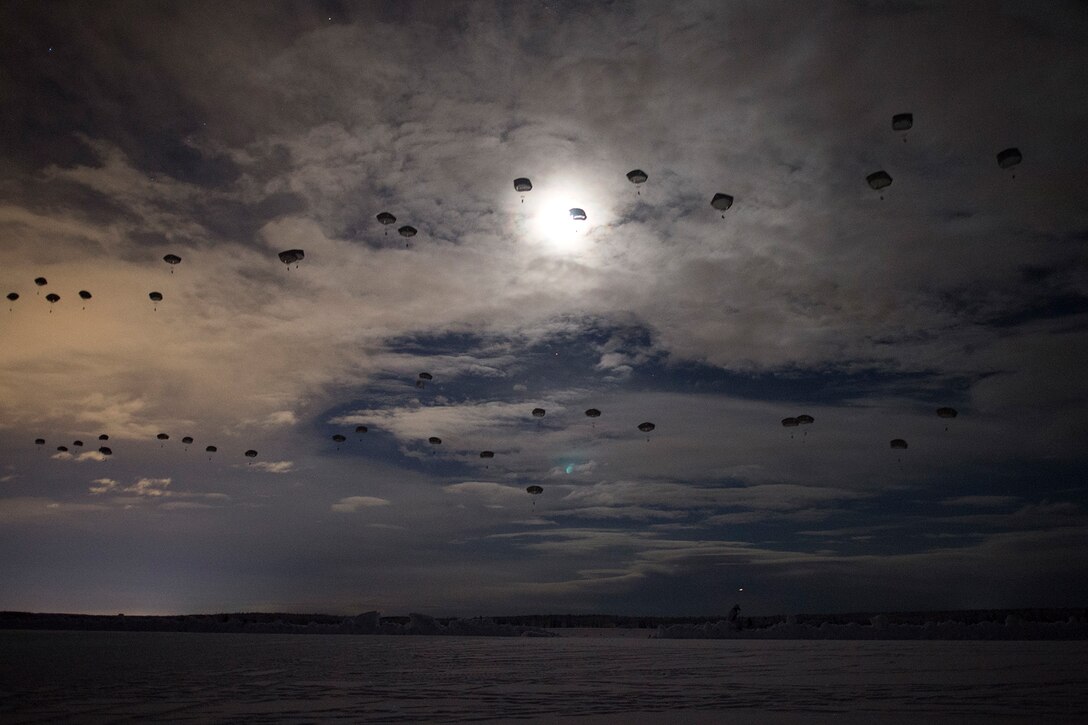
[2,607,1085,635]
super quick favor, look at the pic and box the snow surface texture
[655,614,1088,640]
[1,632,1085,723]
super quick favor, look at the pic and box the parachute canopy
[244,449,258,458]
[638,422,655,433]
[6,292,17,301]
[98,446,112,456]
[99,434,109,440]
[936,407,958,419]
[569,208,587,221]
[78,290,92,300]
[163,254,181,266]
[57,445,68,452]
[867,171,893,190]
[182,436,194,445]
[480,450,494,459]
[531,408,546,418]
[398,225,417,238]
[355,425,368,434]
[796,415,814,425]
[526,485,543,495]
[205,445,217,453]
[428,436,442,445]
[45,293,60,303]
[332,434,346,443]
[149,291,163,302]
[73,440,84,447]
[711,193,734,211]
[890,438,908,449]
[377,212,396,225]
[513,177,533,192]
[626,169,648,185]
[892,113,913,131]
[278,249,305,265]
[781,417,799,427]
[585,408,601,418]
[157,433,169,440]
[35,438,45,445]
[418,372,433,381]
[34,277,47,287]
[997,148,1022,169]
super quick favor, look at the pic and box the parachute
[867,171,893,199]
[149,291,163,311]
[569,208,587,221]
[332,434,346,443]
[205,445,217,453]
[638,422,655,432]
[355,425,368,434]
[98,434,109,441]
[585,408,601,418]
[98,446,112,456]
[34,277,47,288]
[531,408,546,418]
[163,254,182,271]
[711,193,734,217]
[514,178,532,202]
[626,169,648,195]
[889,439,908,449]
[278,249,305,268]
[377,212,397,226]
[78,291,92,307]
[428,436,442,445]
[398,225,417,237]
[73,440,83,447]
[45,293,60,311]
[416,372,433,389]
[6,293,17,301]
[35,438,45,446]
[182,437,194,450]
[936,406,958,431]
[997,147,1022,170]
[245,449,258,458]
[781,417,799,427]
[796,415,814,425]
[892,113,913,141]
[526,485,543,495]
[480,450,494,458]
[157,433,169,441]
[57,445,68,452]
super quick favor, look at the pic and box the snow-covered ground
[1,630,1084,723]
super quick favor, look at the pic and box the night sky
[2,1,1086,617]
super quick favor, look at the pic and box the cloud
[248,461,294,474]
[88,478,119,495]
[331,496,391,513]
[126,478,172,497]
[941,495,1020,508]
